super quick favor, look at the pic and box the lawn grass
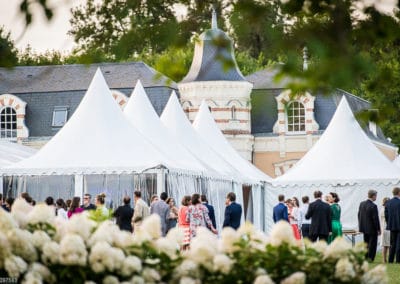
[370,252,400,284]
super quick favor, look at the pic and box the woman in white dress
[380,197,391,263]
[56,198,68,220]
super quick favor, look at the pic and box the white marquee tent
[160,92,245,229]
[1,69,187,203]
[192,101,272,230]
[393,155,400,170]
[269,97,400,233]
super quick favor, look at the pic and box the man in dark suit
[223,192,242,230]
[113,196,134,232]
[385,187,400,263]
[358,189,380,261]
[273,194,289,223]
[306,190,332,242]
[201,195,216,230]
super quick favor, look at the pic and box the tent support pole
[157,169,165,196]
[74,174,84,198]
[0,176,3,196]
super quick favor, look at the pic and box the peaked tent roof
[0,141,37,168]
[274,97,400,186]
[193,101,272,183]
[2,69,177,175]
[160,92,240,178]
[123,80,206,173]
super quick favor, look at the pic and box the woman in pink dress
[178,195,191,250]
[186,193,217,240]
[286,199,301,240]
[67,197,84,218]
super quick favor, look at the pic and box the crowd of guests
[0,191,243,250]
[273,187,400,264]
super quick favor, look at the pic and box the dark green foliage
[0,27,18,67]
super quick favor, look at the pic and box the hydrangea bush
[0,198,388,284]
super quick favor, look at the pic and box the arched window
[1,107,17,138]
[231,106,237,120]
[286,101,305,132]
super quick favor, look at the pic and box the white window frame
[52,106,68,127]
[0,106,17,139]
[286,101,306,134]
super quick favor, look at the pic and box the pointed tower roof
[160,92,241,178]
[193,101,272,183]
[123,80,206,172]
[274,96,400,186]
[3,69,175,175]
[180,10,246,83]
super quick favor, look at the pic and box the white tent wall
[264,183,399,234]
[250,183,266,231]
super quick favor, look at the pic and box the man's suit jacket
[151,200,170,236]
[305,199,332,236]
[273,203,288,223]
[385,197,400,231]
[203,202,216,229]
[114,204,134,232]
[358,199,380,234]
[223,202,242,230]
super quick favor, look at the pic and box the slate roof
[180,28,246,83]
[248,69,394,147]
[0,62,176,94]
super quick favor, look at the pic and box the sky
[0,0,85,53]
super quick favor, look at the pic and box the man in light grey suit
[150,192,170,236]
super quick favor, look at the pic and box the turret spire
[211,6,218,29]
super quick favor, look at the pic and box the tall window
[231,106,237,120]
[286,101,305,132]
[1,107,17,138]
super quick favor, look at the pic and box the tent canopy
[2,69,177,175]
[193,100,272,184]
[160,92,240,179]
[0,141,37,168]
[393,155,400,170]
[274,97,400,186]
[123,80,206,173]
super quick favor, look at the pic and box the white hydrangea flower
[31,230,51,250]
[0,208,17,231]
[130,276,145,284]
[0,233,11,266]
[133,229,152,244]
[28,262,55,283]
[42,241,60,265]
[179,277,200,284]
[103,275,119,284]
[253,274,275,284]
[139,214,161,239]
[335,257,356,282]
[59,234,87,266]
[53,216,68,242]
[142,267,161,283]
[281,272,306,284]
[88,221,120,247]
[166,227,185,246]
[114,230,135,249]
[213,254,234,274]
[188,227,218,268]
[219,227,241,253]
[307,240,327,254]
[89,241,125,273]
[324,238,351,259]
[4,255,28,278]
[155,237,179,259]
[121,255,142,276]
[175,259,198,277]
[11,198,33,228]
[249,230,269,251]
[256,268,267,276]
[7,228,37,262]
[22,271,42,284]
[269,221,296,246]
[361,261,369,272]
[65,212,97,240]
[361,264,388,284]
[84,282,97,284]
[237,221,256,236]
[27,203,56,226]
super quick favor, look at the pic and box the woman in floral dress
[186,193,217,240]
